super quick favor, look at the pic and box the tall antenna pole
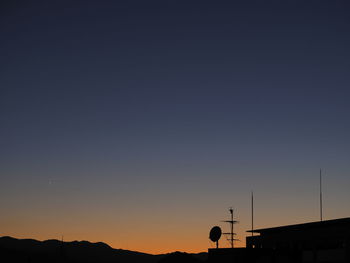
[230,208,234,248]
[320,169,323,221]
[223,208,237,248]
[251,191,254,237]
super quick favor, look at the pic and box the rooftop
[247,217,350,234]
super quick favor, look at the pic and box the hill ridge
[0,236,207,263]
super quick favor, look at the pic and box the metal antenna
[251,191,254,237]
[320,169,323,221]
[222,208,238,248]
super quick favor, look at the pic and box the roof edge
[246,217,350,233]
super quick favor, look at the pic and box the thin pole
[230,209,234,248]
[251,191,254,237]
[320,169,323,221]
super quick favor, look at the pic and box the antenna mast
[320,169,323,221]
[222,208,238,248]
[251,192,254,237]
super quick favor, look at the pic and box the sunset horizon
[1,0,350,260]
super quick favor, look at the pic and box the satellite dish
[209,226,222,248]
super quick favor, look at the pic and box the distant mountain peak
[0,236,206,263]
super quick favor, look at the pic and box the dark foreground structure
[208,217,350,263]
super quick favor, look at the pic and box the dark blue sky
[1,0,350,253]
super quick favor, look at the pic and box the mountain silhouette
[0,236,206,263]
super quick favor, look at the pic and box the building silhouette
[208,217,350,263]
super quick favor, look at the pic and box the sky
[1,0,350,254]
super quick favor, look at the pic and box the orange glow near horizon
[3,204,348,254]
[2,171,350,254]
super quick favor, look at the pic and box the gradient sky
[1,0,350,254]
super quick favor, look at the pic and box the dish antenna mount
[209,226,222,249]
